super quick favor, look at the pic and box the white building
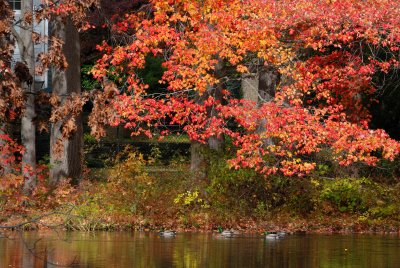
[10,0,50,90]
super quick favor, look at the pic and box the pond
[1,231,400,267]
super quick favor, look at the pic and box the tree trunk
[19,0,37,193]
[241,63,280,145]
[190,59,225,177]
[258,65,279,104]
[189,87,209,177]
[241,64,279,104]
[49,16,83,184]
[190,141,206,176]
[241,72,259,103]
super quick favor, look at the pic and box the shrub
[319,177,383,213]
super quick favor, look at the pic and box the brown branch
[0,205,77,230]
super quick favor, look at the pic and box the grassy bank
[2,149,400,234]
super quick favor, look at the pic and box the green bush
[205,150,268,219]
[319,177,391,213]
[320,178,368,212]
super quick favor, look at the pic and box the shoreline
[2,215,400,235]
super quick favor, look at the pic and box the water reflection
[1,231,400,267]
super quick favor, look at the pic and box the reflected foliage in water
[1,232,400,267]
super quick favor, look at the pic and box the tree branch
[10,26,23,49]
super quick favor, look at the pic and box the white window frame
[9,0,22,11]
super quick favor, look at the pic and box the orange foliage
[88,0,400,176]
[2,0,400,181]
[91,0,400,177]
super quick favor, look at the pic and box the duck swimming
[159,230,176,237]
[217,227,236,238]
[220,230,234,238]
[265,231,286,239]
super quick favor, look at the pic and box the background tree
[11,0,37,192]
[0,0,98,191]
[0,1,24,176]
[49,16,83,184]
[32,0,99,184]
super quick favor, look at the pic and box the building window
[8,0,21,10]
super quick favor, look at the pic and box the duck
[221,230,235,238]
[265,231,286,239]
[158,230,176,237]
[217,227,235,238]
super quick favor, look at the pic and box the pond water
[1,231,400,267]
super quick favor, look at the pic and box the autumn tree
[90,0,400,178]
[46,0,149,183]
[2,0,400,187]
[0,1,24,176]
[48,16,83,184]
[6,0,38,193]
[0,0,98,191]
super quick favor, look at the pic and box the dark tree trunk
[258,65,279,104]
[207,60,225,152]
[190,59,225,177]
[190,141,206,177]
[49,16,83,184]
[19,0,37,193]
